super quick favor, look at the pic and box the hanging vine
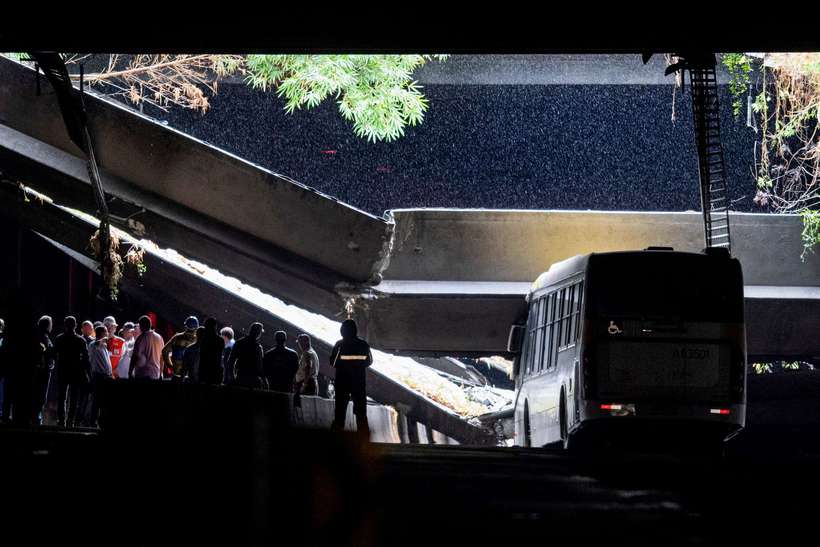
[723,53,820,259]
[89,229,147,300]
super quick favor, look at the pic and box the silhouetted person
[32,315,55,425]
[330,319,373,438]
[130,316,165,380]
[198,318,225,386]
[220,327,235,384]
[263,331,299,393]
[181,327,204,383]
[54,316,91,428]
[73,320,97,426]
[87,325,113,428]
[293,334,319,407]
[162,316,199,381]
[2,311,45,426]
[228,322,264,388]
[0,318,5,421]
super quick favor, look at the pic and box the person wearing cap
[227,322,265,388]
[162,316,199,381]
[116,322,137,379]
[181,326,206,383]
[329,319,373,438]
[103,316,125,378]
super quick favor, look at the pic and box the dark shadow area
[2,374,820,546]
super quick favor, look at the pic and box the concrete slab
[0,57,394,284]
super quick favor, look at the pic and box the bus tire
[559,391,569,450]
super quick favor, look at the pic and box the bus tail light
[710,408,731,415]
[601,403,636,416]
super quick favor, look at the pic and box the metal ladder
[689,64,732,251]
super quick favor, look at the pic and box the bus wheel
[523,403,532,448]
[559,392,569,449]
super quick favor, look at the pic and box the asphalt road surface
[1,425,816,547]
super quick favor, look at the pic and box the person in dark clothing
[74,320,95,425]
[228,322,265,389]
[181,326,205,383]
[198,318,225,385]
[2,317,45,426]
[0,317,6,422]
[32,315,55,425]
[54,316,91,428]
[263,331,299,393]
[329,319,373,438]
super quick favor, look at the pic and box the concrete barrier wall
[100,379,401,442]
[289,395,401,444]
[384,209,820,287]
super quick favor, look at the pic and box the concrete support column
[407,416,420,444]
[396,410,410,444]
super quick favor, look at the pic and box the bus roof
[530,254,591,295]
[529,249,723,296]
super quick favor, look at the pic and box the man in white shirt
[117,322,137,379]
[88,325,113,427]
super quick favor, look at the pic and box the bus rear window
[586,254,743,322]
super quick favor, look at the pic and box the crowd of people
[0,310,373,435]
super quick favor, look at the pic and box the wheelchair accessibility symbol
[607,321,623,335]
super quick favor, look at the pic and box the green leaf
[243,54,447,142]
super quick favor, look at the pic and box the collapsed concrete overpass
[0,55,818,366]
[370,209,820,360]
[0,184,494,444]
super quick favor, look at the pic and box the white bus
[508,247,746,452]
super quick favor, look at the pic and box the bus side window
[543,292,553,370]
[565,285,575,346]
[574,281,584,343]
[540,297,549,371]
[525,300,537,376]
[555,288,565,352]
[534,298,545,372]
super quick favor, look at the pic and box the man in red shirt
[103,316,125,378]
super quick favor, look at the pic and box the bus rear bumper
[570,417,743,453]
